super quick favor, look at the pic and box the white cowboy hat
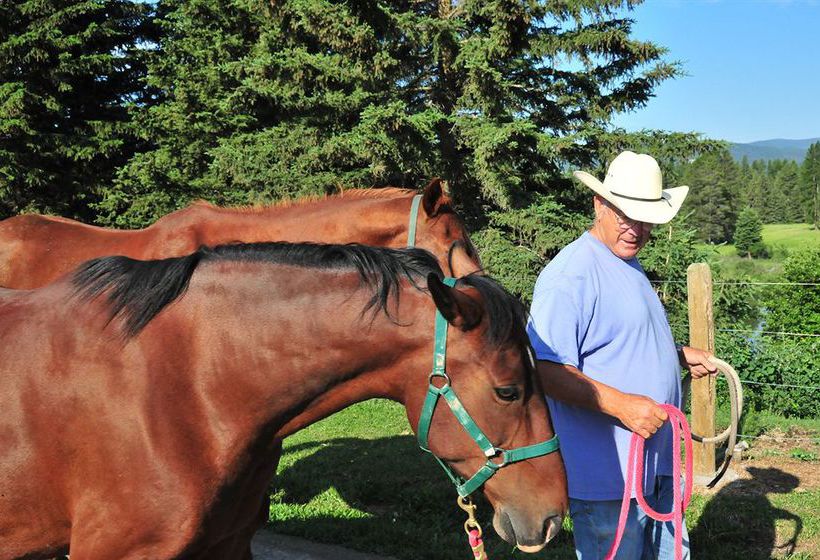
[573,151,689,225]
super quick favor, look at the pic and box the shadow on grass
[268,435,575,560]
[691,467,802,559]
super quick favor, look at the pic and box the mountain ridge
[729,137,819,162]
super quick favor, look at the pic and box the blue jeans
[569,476,690,559]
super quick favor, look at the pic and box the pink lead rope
[605,404,694,560]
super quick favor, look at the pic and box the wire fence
[737,433,820,444]
[670,324,820,338]
[650,280,820,286]
[651,280,820,444]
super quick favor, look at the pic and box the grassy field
[268,399,820,560]
[763,223,820,251]
[703,223,820,280]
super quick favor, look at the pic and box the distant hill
[729,138,819,163]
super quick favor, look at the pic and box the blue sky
[610,0,820,143]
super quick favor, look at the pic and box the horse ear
[421,177,446,218]
[427,273,483,331]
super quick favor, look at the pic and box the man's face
[592,197,654,259]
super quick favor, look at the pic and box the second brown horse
[0,178,480,288]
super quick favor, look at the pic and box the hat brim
[573,170,689,225]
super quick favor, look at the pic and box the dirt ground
[692,428,819,559]
[697,428,820,495]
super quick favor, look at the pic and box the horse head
[406,273,568,552]
[411,178,483,278]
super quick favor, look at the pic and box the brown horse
[0,179,480,289]
[0,242,567,560]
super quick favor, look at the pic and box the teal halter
[407,194,422,247]
[417,278,560,497]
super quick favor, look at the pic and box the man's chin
[614,244,641,259]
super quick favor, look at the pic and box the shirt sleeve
[526,275,588,369]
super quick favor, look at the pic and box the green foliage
[680,148,738,243]
[639,213,709,339]
[472,194,588,303]
[790,448,818,462]
[764,248,820,335]
[716,333,819,418]
[734,208,767,258]
[800,142,820,228]
[772,161,802,223]
[0,0,152,220]
[93,0,690,227]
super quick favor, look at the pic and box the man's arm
[536,360,668,439]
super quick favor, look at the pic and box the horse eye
[494,386,520,402]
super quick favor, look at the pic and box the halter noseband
[416,277,560,497]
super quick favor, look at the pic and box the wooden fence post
[687,263,716,484]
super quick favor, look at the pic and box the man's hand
[614,393,668,439]
[679,346,717,379]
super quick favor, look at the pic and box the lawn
[702,223,820,281]
[269,399,820,560]
[763,223,820,251]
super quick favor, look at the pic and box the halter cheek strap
[407,194,423,247]
[417,277,560,497]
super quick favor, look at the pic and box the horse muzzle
[493,509,564,552]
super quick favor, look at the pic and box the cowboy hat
[573,151,689,225]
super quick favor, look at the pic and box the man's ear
[427,273,482,330]
[422,177,447,218]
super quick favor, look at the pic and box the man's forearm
[536,360,668,438]
[536,360,624,417]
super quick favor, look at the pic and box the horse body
[0,244,566,559]
[0,179,480,289]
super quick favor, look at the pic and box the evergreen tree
[0,0,153,220]
[800,142,820,228]
[733,207,765,258]
[771,161,800,223]
[743,162,767,215]
[680,148,738,243]
[100,0,690,227]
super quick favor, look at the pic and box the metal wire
[649,280,820,286]
[738,433,820,443]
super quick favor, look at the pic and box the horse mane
[182,187,421,215]
[456,274,529,349]
[72,242,443,338]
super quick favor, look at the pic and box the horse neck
[180,264,434,439]
[188,196,411,248]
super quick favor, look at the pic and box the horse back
[0,214,150,289]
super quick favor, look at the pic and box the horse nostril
[545,514,563,542]
[496,509,515,542]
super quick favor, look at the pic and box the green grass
[700,223,820,281]
[269,400,820,559]
[763,224,820,251]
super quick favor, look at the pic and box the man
[527,151,717,559]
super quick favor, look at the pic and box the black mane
[73,242,442,337]
[456,273,530,348]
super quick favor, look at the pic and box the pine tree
[100,0,689,227]
[743,162,767,216]
[681,148,738,243]
[733,207,765,258]
[771,161,801,223]
[0,0,153,220]
[800,142,820,228]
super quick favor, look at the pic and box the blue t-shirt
[527,232,681,500]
